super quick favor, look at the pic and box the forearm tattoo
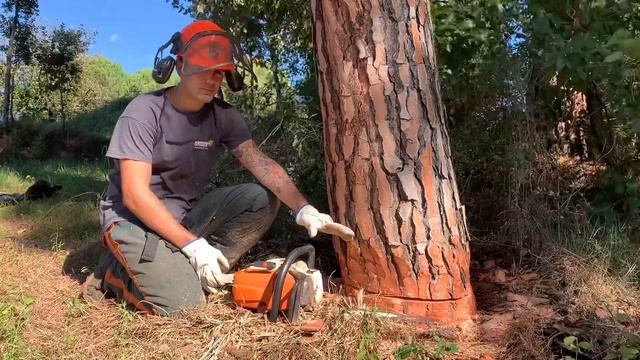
[232,141,297,197]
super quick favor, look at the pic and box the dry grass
[3,157,639,359]
[489,246,640,360]
[0,161,479,359]
[0,227,488,360]
[547,250,640,320]
[498,312,552,360]
[2,203,637,359]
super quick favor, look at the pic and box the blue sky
[39,0,194,74]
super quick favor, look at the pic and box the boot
[81,251,116,303]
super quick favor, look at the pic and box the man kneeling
[82,20,339,316]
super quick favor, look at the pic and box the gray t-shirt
[99,88,251,232]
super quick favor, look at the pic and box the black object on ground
[0,179,62,206]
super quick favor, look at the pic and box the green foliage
[70,96,132,141]
[609,347,640,360]
[589,169,640,224]
[123,68,178,96]
[356,312,382,360]
[65,297,89,321]
[24,22,93,135]
[115,302,137,346]
[599,309,640,359]
[433,0,519,123]
[7,118,110,159]
[0,164,29,193]
[176,0,313,69]
[562,335,593,358]
[76,56,128,105]
[394,337,459,360]
[0,0,39,131]
[605,345,640,360]
[11,55,181,160]
[528,0,640,88]
[0,159,105,197]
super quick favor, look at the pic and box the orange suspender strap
[102,224,157,315]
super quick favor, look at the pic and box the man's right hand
[180,238,231,293]
[295,204,334,238]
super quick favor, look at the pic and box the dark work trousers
[97,183,280,316]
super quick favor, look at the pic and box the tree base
[345,286,477,323]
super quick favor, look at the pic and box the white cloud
[109,33,119,42]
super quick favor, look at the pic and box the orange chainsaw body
[232,263,296,311]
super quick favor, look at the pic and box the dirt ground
[1,216,638,360]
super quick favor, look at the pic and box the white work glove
[181,237,231,293]
[295,204,334,238]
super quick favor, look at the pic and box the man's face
[177,61,225,104]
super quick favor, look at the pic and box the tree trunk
[2,4,20,132]
[9,73,14,127]
[556,92,588,158]
[311,0,475,322]
[586,85,619,167]
[267,32,283,115]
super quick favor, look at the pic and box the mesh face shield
[179,31,235,75]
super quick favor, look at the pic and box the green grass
[66,298,89,324]
[0,292,40,360]
[356,311,382,360]
[0,167,31,194]
[0,160,107,250]
[0,159,108,195]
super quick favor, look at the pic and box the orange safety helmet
[174,20,236,74]
[152,20,248,90]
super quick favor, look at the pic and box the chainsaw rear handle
[268,244,315,322]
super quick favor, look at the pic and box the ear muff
[152,57,175,84]
[152,32,181,84]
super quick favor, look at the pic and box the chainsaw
[232,222,354,323]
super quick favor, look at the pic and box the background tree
[312,0,475,321]
[432,0,518,126]
[0,0,38,132]
[123,68,179,97]
[33,24,90,138]
[526,0,640,167]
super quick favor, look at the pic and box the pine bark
[311,0,476,321]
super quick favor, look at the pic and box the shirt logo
[194,140,214,150]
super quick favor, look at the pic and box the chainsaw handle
[268,244,315,322]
